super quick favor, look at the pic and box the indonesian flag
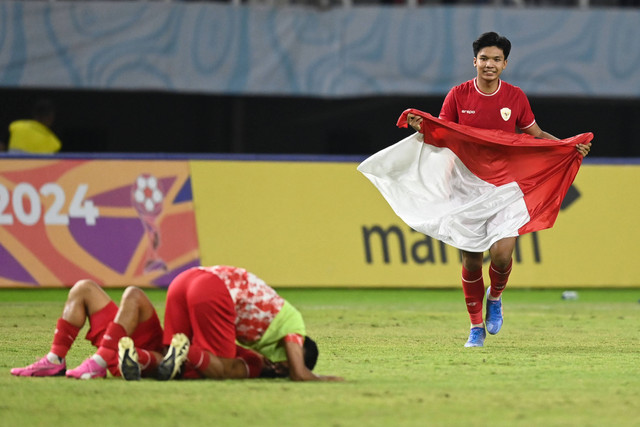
[357,109,593,252]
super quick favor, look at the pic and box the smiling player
[407,32,591,347]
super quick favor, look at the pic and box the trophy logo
[131,174,167,273]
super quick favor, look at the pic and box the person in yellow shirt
[8,99,62,154]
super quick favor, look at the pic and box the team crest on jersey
[500,108,511,121]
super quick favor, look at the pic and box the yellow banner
[190,161,639,288]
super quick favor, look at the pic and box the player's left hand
[576,142,591,157]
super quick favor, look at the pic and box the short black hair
[303,336,319,370]
[473,32,512,60]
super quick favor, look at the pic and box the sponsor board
[2,158,636,288]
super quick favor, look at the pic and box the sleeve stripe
[284,333,304,346]
[521,119,536,130]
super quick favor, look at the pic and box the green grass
[1,288,639,426]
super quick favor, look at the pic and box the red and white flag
[358,109,593,252]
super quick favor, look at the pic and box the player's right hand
[407,113,423,132]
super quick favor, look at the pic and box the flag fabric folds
[357,109,593,252]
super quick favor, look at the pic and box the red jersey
[439,78,535,133]
[163,266,305,364]
[201,265,284,343]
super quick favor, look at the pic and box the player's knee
[71,278,98,290]
[68,279,100,298]
[491,253,512,269]
[121,286,146,306]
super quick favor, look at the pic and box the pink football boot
[65,357,107,380]
[11,356,66,377]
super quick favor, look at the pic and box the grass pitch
[1,288,639,427]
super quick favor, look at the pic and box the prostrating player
[406,32,591,347]
[10,280,164,379]
[156,265,343,382]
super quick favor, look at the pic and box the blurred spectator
[8,98,62,154]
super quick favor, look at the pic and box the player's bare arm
[522,122,591,157]
[284,340,344,382]
[522,122,559,140]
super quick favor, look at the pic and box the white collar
[473,78,501,96]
